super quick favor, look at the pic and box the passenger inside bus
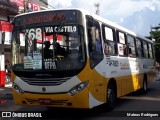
[95,28,102,52]
[44,41,53,59]
[124,44,132,57]
[55,40,66,56]
[104,42,109,55]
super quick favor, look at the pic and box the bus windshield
[12,24,86,76]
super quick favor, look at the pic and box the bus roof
[90,13,153,43]
[14,8,153,43]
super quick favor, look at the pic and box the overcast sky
[48,0,160,36]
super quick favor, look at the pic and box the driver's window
[86,16,103,68]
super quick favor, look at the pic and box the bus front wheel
[106,82,116,110]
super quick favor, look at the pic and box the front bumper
[12,87,90,109]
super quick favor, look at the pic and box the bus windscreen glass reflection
[12,25,86,71]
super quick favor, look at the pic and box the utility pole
[95,3,100,15]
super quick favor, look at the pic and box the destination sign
[14,10,79,26]
[45,26,77,33]
[23,13,65,24]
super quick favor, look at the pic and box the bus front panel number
[44,60,56,69]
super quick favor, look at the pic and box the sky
[48,0,160,37]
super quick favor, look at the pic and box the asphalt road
[1,79,160,119]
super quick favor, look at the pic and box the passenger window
[136,39,143,57]
[117,31,126,56]
[127,35,136,57]
[148,44,153,59]
[102,25,117,56]
[143,41,149,58]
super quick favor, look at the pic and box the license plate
[39,99,52,104]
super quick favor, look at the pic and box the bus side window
[126,35,136,57]
[123,44,132,56]
[89,27,102,53]
[104,42,109,55]
[148,43,153,59]
[117,31,127,56]
[88,28,93,52]
[136,39,143,58]
[102,25,117,56]
[143,41,149,58]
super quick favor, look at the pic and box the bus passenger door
[86,16,105,102]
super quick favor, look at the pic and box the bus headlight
[12,82,24,94]
[68,81,89,96]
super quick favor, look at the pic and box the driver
[44,41,53,59]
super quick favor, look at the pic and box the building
[0,0,49,87]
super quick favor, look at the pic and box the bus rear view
[11,9,90,108]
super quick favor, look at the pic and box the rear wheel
[142,78,147,93]
[140,75,147,94]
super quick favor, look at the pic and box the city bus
[11,8,156,109]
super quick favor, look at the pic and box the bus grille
[20,77,71,86]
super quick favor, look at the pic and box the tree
[149,24,160,63]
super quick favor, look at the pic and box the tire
[106,82,116,110]
[142,78,147,94]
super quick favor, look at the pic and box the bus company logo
[42,87,46,92]
[120,62,130,70]
[2,112,11,117]
[106,60,119,67]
